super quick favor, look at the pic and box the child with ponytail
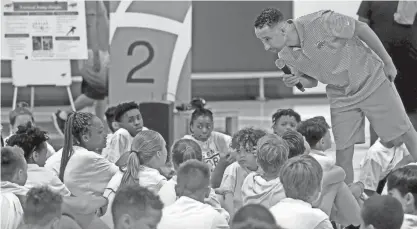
[101,130,168,228]
[58,112,118,197]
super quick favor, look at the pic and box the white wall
[292,0,361,95]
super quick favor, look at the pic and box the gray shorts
[331,80,413,150]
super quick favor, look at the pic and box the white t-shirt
[157,196,229,229]
[63,146,118,196]
[309,149,336,172]
[183,131,231,171]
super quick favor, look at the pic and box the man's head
[387,164,417,215]
[254,8,287,53]
[175,159,211,202]
[112,184,163,229]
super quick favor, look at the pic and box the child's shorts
[331,80,413,150]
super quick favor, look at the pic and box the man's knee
[336,145,355,164]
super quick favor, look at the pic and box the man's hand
[282,74,301,87]
[384,61,398,82]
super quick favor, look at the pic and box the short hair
[297,116,330,147]
[232,204,277,225]
[111,184,163,225]
[114,101,140,122]
[279,155,323,202]
[171,139,203,167]
[256,134,289,173]
[231,127,267,152]
[232,219,283,229]
[271,109,301,126]
[282,130,306,158]
[9,102,34,126]
[1,146,26,181]
[6,122,49,160]
[387,165,417,208]
[361,195,404,229]
[176,160,210,195]
[24,186,63,226]
[254,8,285,29]
[104,106,117,132]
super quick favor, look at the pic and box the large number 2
[126,41,155,83]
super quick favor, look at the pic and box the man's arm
[299,74,319,88]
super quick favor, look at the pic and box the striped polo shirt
[279,10,388,108]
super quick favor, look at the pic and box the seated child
[232,204,284,229]
[359,138,413,197]
[158,160,229,229]
[271,108,301,136]
[104,106,117,134]
[111,185,163,229]
[360,195,404,229]
[182,105,232,174]
[18,186,81,229]
[218,127,266,217]
[241,134,287,208]
[6,122,70,196]
[1,146,29,229]
[8,102,56,158]
[387,165,417,229]
[298,117,362,227]
[58,112,118,197]
[102,102,148,163]
[158,139,229,221]
[282,129,307,158]
[269,155,333,229]
[101,130,168,228]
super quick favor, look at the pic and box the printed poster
[1,0,87,60]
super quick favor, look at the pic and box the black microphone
[275,59,305,92]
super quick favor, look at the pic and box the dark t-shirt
[357,1,417,48]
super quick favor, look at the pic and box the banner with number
[1,0,88,60]
[109,0,192,104]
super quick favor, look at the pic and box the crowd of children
[1,101,417,229]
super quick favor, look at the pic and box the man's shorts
[81,78,108,100]
[331,80,413,150]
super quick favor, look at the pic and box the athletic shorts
[331,80,413,150]
[81,78,108,100]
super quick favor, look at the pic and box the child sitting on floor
[360,195,404,229]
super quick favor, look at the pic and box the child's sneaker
[51,110,66,136]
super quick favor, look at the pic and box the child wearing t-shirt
[218,127,266,217]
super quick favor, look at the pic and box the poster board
[11,60,72,86]
[292,0,361,95]
[1,0,87,60]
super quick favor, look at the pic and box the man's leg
[331,107,366,184]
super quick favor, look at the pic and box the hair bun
[190,98,206,110]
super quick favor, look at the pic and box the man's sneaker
[52,110,66,136]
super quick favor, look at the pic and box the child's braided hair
[59,112,94,181]
[230,127,267,152]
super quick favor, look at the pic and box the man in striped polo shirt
[253,8,417,185]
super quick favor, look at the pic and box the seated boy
[111,184,163,229]
[1,146,29,229]
[158,160,229,229]
[269,154,333,229]
[359,138,413,197]
[232,204,283,229]
[218,127,266,217]
[18,186,81,229]
[241,134,287,208]
[298,117,362,227]
[101,101,148,163]
[8,102,56,158]
[387,165,417,229]
[360,195,404,229]
[104,106,117,134]
[271,108,301,136]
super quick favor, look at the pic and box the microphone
[275,59,305,92]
